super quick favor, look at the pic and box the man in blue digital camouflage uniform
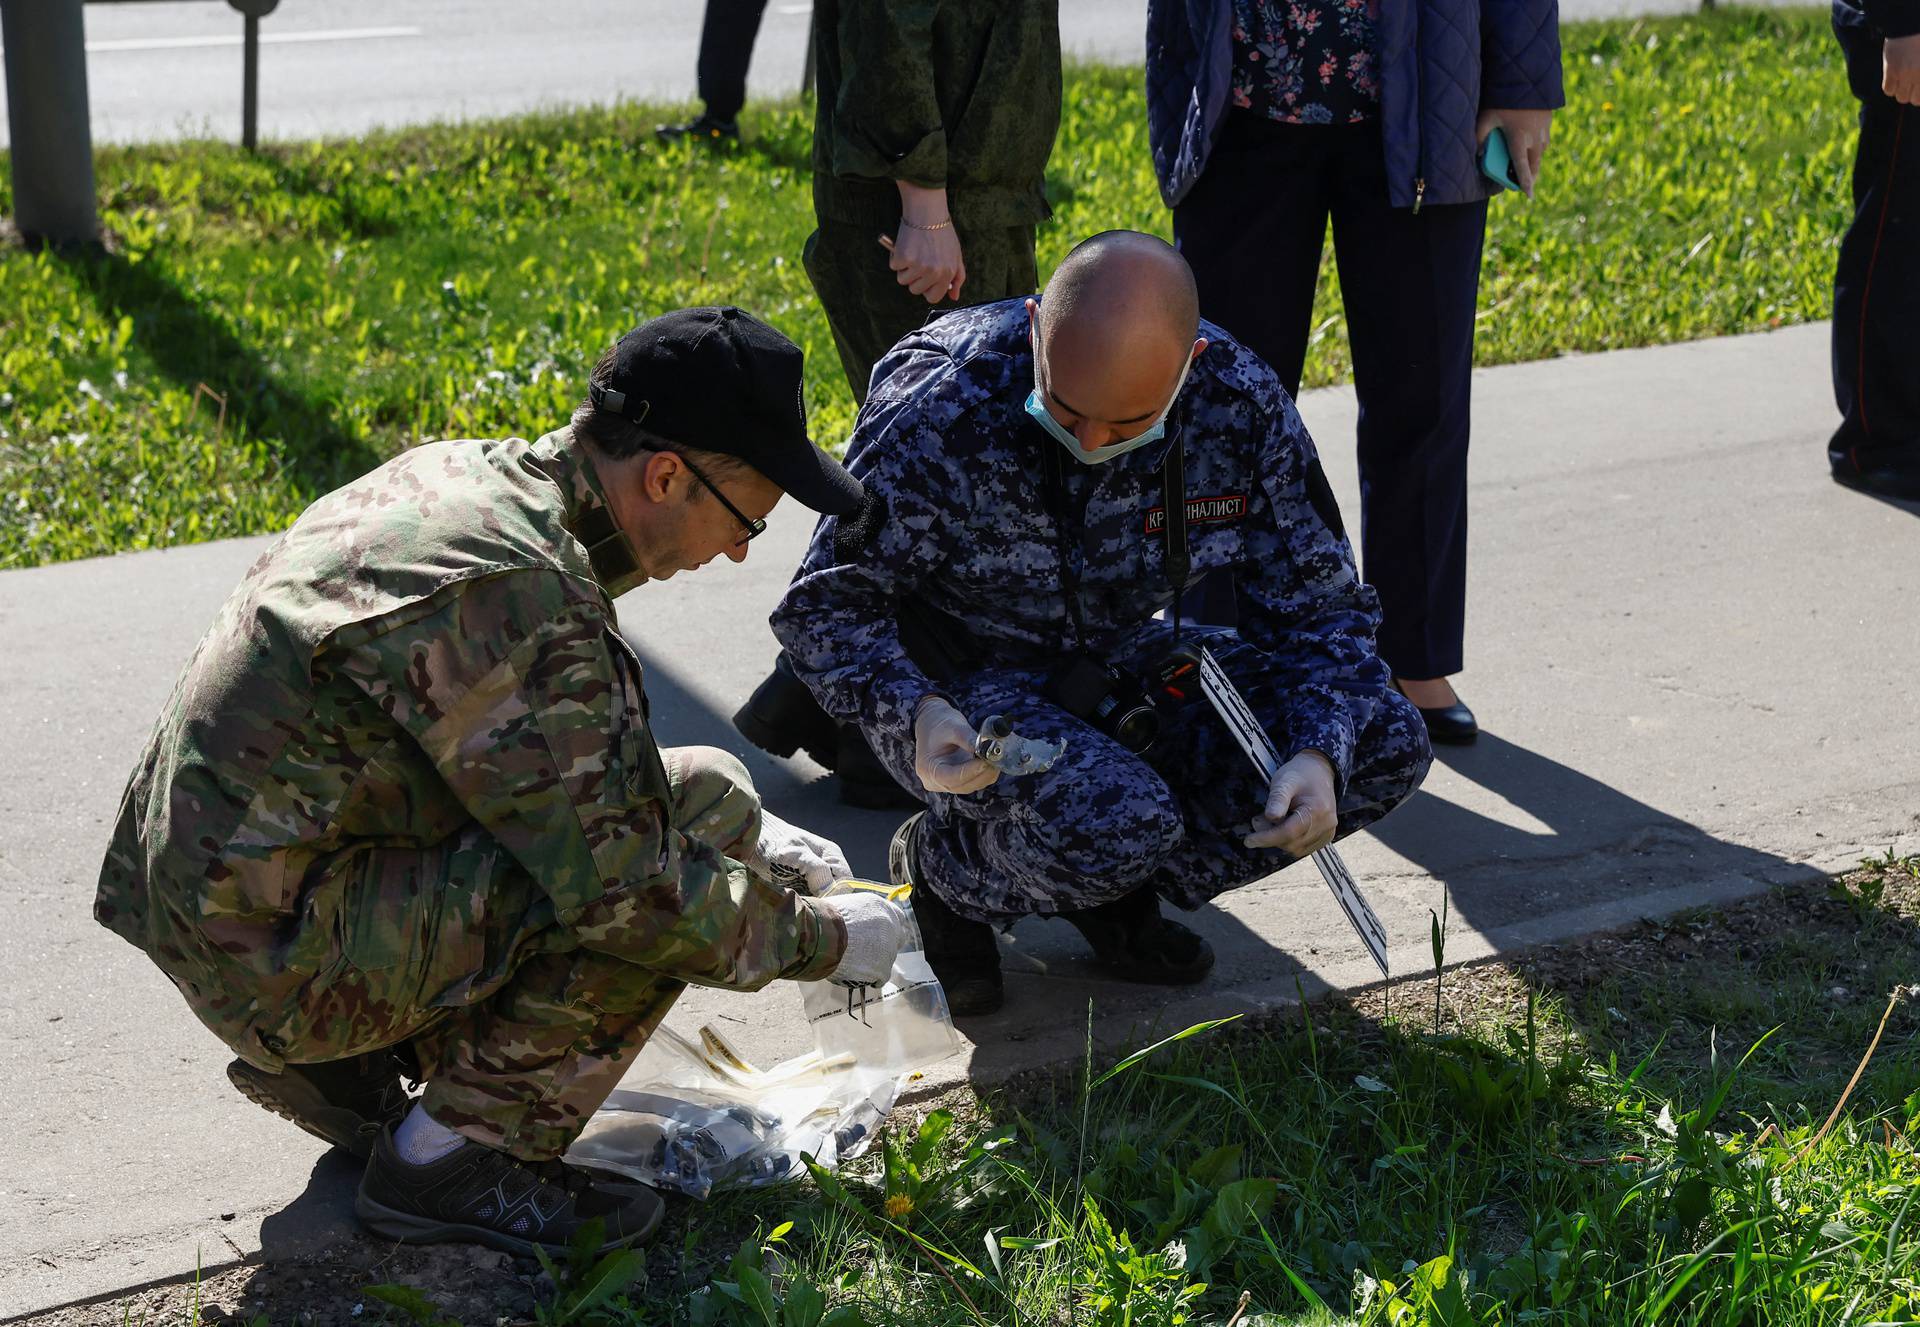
[769,231,1430,1015]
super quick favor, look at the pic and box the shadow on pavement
[1370,731,1813,925]
[256,1151,364,1263]
[56,248,378,499]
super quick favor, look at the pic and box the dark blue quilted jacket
[1147,0,1565,211]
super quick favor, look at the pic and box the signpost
[3,0,279,246]
[1,0,101,247]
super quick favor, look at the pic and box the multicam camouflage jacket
[96,429,843,1058]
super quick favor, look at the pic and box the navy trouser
[1832,19,1920,462]
[696,0,769,123]
[866,627,1431,925]
[1174,115,1488,680]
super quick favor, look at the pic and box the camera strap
[1162,437,1189,645]
[1040,435,1192,654]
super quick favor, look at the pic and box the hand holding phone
[1478,126,1522,194]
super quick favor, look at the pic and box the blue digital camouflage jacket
[769,299,1398,792]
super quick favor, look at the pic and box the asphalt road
[4,321,1918,1318]
[1,0,1814,150]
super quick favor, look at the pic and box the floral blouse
[1229,0,1381,126]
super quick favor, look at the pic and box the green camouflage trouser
[803,221,1040,403]
[250,745,764,1161]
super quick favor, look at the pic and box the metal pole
[0,0,100,247]
[800,10,815,99]
[241,12,258,149]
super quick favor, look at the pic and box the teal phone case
[1479,126,1521,192]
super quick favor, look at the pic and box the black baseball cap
[587,307,864,517]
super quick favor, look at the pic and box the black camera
[1045,643,1204,754]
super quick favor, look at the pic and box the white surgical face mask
[1025,332,1193,465]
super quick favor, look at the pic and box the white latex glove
[1245,750,1339,856]
[912,697,1000,795]
[821,892,908,985]
[745,809,852,895]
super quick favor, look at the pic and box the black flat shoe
[1830,447,1920,500]
[1394,679,1478,745]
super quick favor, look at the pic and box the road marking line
[775,4,812,13]
[84,26,422,54]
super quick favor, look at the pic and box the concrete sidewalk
[3,321,1916,1320]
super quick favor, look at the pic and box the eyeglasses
[676,453,767,546]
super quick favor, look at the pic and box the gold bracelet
[900,216,953,232]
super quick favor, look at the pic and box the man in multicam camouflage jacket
[771,232,1432,1017]
[95,308,908,1257]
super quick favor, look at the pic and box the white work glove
[745,809,851,895]
[1245,750,1339,857]
[821,892,908,986]
[913,697,1000,795]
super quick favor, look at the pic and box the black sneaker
[355,1126,665,1258]
[653,113,740,147]
[1058,889,1214,984]
[892,813,1002,1015]
[227,1050,413,1159]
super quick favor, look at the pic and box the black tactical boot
[891,813,1002,1016]
[733,652,840,769]
[735,652,922,809]
[227,1050,414,1160]
[356,1126,665,1257]
[836,724,923,811]
[1058,889,1215,984]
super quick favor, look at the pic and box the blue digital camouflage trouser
[863,628,1430,924]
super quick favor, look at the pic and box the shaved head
[1027,231,1207,453]
[1038,231,1200,349]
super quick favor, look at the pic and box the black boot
[1058,889,1214,985]
[734,652,839,769]
[891,813,1002,1016]
[836,724,923,811]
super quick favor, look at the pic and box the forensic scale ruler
[1196,647,1390,978]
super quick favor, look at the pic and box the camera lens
[1110,703,1161,754]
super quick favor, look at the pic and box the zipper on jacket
[1413,177,1426,214]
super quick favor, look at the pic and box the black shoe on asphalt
[1058,889,1215,985]
[891,813,1002,1016]
[734,652,840,769]
[653,113,740,147]
[837,724,923,810]
[355,1126,665,1258]
[1830,445,1920,500]
[227,1050,414,1160]
[1393,679,1478,746]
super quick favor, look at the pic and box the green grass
[0,7,1859,570]
[102,858,1920,1325]
[595,861,1920,1327]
